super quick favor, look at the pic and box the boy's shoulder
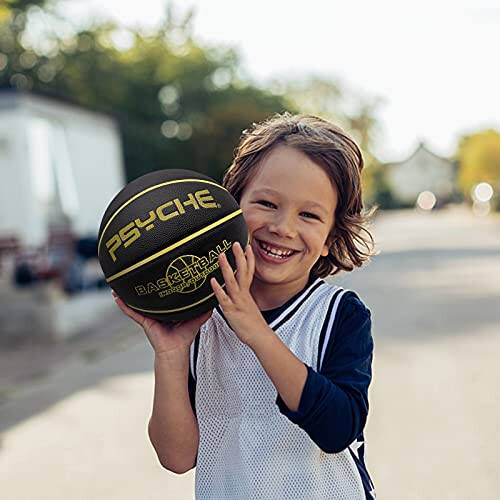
[317,281,372,338]
[339,289,370,315]
[321,279,370,315]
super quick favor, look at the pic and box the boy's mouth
[255,239,299,261]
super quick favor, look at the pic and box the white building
[0,91,125,247]
[386,142,457,205]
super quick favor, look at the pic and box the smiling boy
[114,113,377,499]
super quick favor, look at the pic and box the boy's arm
[148,347,199,474]
[273,295,373,453]
[210,244,309,411]
[112,292,204,474]
[246,293,372,453]
[248,328,308,412]
[240,304,372,453]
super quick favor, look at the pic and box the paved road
[335,208,500,500]
[1,207,499,500]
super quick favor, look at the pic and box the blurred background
[0,1,499,499]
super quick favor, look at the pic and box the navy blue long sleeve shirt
[274,291,373,453]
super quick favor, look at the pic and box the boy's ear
[321,233,337,257]
[321,234,335,257]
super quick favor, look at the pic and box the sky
[57,0,500,162]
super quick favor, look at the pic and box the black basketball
[97,169,249,321]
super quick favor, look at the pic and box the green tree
[0,0,47,20]
[457,129,500,208]
[283,76,381,152]
[361,157,397,210]
[0,5,289,182]
[0,1,384,195]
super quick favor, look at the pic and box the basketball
[97,169,249,321]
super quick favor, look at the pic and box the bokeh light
[472,200,491,217]
[161,120,179,138]
[472,182,494,203]
[416,191,437,211]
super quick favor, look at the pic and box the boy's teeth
[260,241,293,257]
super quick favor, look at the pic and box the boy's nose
[268,212,297,239]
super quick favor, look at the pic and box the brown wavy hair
[223,112,376,277]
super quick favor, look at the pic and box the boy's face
[239,144,338,300]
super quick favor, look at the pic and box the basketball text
[105,189,220,262]
[134,239,232,297]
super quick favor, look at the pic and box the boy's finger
[233,241,247,283]
[218,251,238,296]
[246,244,255,282]
[210,277,230,308]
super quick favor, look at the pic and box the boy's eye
[256,201,320,220]
[301,212,320,220]
[257,200,276,208]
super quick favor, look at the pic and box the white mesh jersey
[190,277,368,500]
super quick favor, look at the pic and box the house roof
[384,141,454,167]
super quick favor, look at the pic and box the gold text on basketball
[134,239,232,297]
[105,189,219,262]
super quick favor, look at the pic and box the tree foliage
[361,157,398,210]
[283,76,381,152]
[457,129,500,203]
[0,6,290,182]
[0,2,381,194]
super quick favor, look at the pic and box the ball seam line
[125,284,226,314]
[105,209,243,283]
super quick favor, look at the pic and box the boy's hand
[112,291,212,359]
[210,242,268,347]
